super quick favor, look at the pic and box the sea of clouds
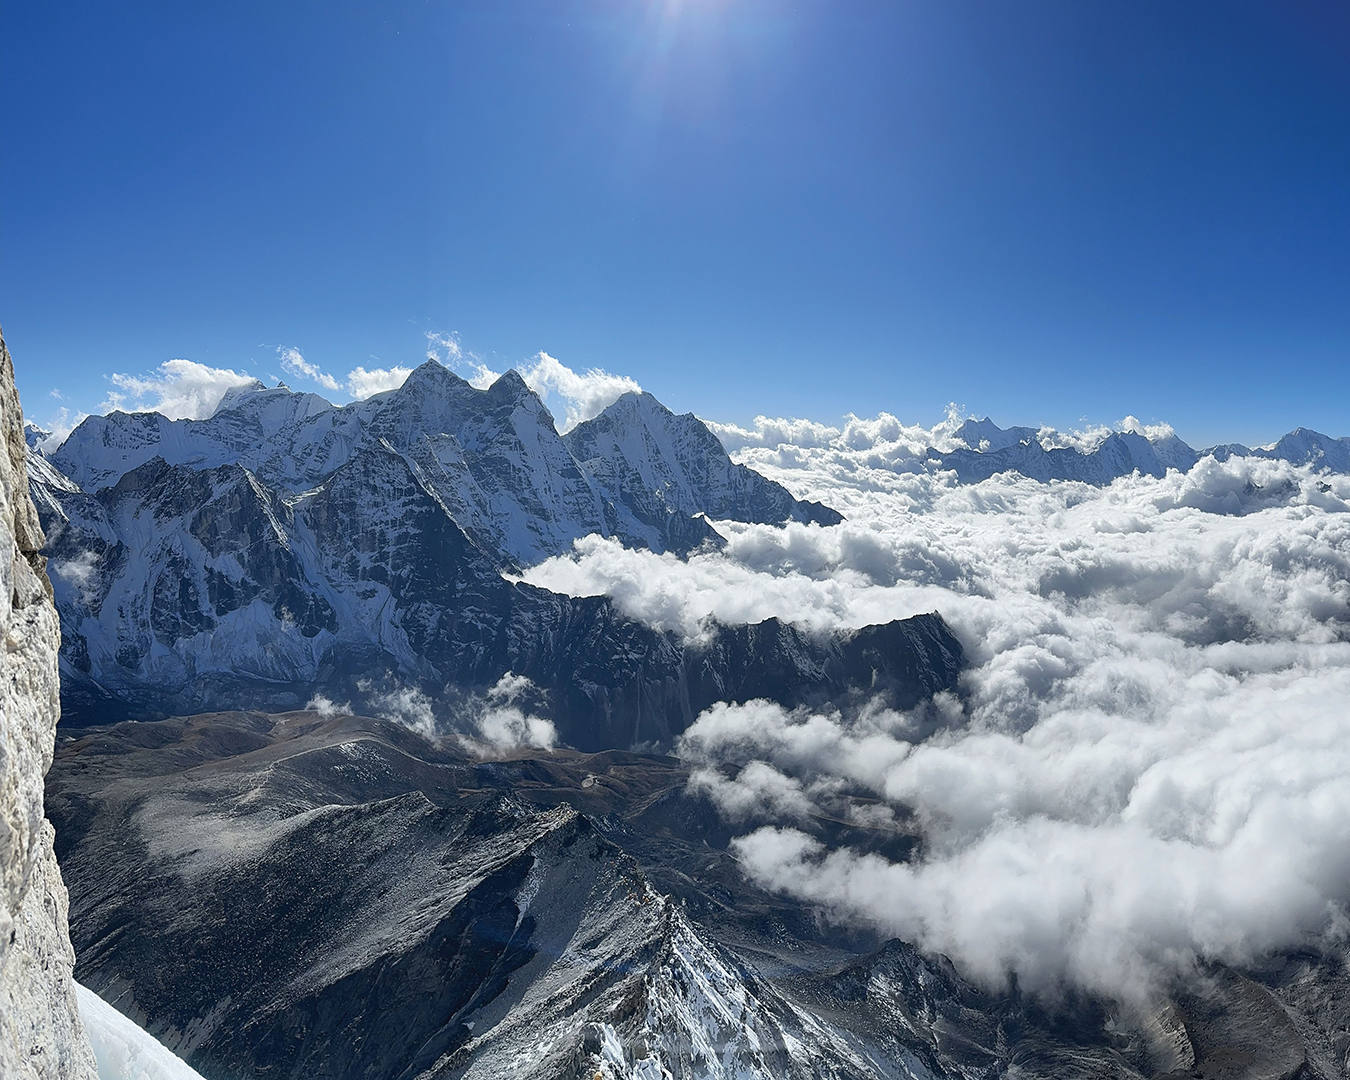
[47,339,1350,1009]
[524,414,1350,1007]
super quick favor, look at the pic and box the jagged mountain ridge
[46,362,838,565]
[564,391,839,552]
[29,368,948,738]
[37,430,959,737]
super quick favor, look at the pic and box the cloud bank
[525,440,1350,1006]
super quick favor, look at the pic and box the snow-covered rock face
[77,984,208,1080]
[32,364,863,730]
[934,422,1202,483]
[951,416,1038,453]
[40,421,961,733]
[47,362,831,567]
[564,392,841,553]
[0,329,98,1079]
[1210,426,1350,473]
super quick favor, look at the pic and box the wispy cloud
[273,345,411,399]
[351,673,556,754]
[278,346,341,392]
[423,339,642,428]
[426,331,501,390]
[32,406,89,453]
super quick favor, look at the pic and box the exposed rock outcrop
[0,328,97,1079]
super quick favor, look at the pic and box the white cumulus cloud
[465,673,558,754]
[352,674,556,754]
[346,365,413,399]
[517,351,642,433]
[101,359,260,420]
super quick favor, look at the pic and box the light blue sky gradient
[3,1,1347,446]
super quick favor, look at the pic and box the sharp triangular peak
[953,416,1037,452]
[212,378,271,415]
[486,367,533,399]
[408,356,471,385]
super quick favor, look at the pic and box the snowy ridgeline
[76,984,205,1080]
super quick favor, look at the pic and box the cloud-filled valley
[524,418,1350,1008]
[27,344,1350,1024]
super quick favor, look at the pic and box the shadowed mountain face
[47,710,1350,1080]
[28,367,864,733]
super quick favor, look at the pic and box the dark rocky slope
[48,709,1348,1080]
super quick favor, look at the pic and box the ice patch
[76,982,207,1080]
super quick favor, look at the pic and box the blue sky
[3,0,1347,446]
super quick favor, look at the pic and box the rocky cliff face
[0,328,97,1079]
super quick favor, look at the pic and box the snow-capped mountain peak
[952,416,1037,452]
[212,378,272,414]
[30,371,851,723]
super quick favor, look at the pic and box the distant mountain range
[26,370,1348,732]
[26,362,964,737]
[933,417,1350,484]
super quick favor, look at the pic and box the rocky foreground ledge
[0,327,98,1077]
